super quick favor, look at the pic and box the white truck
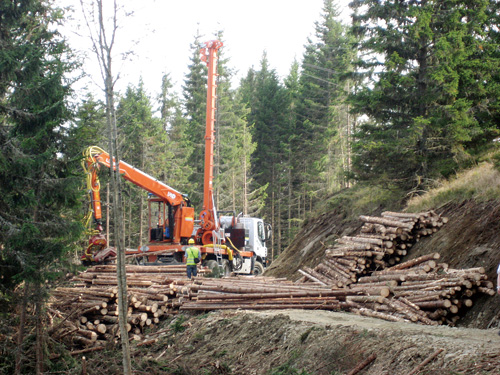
[219,214,271,275]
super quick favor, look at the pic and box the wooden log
[346,295,385,304]
[100,315,118,324]
[77,329,97,342]
[71,335,95,347]
[336,239,372,249]
[342,236,394,249]
[407,348,444,375]
[54,288,115,299]
[359,215,414,230]
[357,274,405,284]
[382,211,429,219]
[382,253,440,272]
[297,269,328,286]
[326,250,374,258]
[413,300,452,309]
[351,307,409,322]
[180,302,340,311]
[356,286,391,298]
[477,287,496,296]
[346,353,377,375]
[383,226,403,235]
[96,324,107,334]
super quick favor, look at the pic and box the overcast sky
[59,0,352,100]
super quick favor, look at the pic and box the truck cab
[220,215,271,275]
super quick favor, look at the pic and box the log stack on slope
[298,211,448,287]
[297,210,495,325]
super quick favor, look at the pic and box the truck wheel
[253,261,265,275]
[205,259,229,278]
[205,259,218,271]
[221,260,231,277]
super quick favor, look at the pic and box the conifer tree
[350,0,500,190]
[159,73,193,195]
[0,1,81,372]
[297,0,354,198]
[116,81,165,246]
[182,33,207,206]
[239,53,287,250]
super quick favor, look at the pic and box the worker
[185,238,201,279]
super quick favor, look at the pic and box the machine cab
[147,194,195,244]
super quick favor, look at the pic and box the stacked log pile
[167,260,494,326]
[177,276,341,311]
[49,264,205,347]
[340,255,495,325]
[296,210,496,325]
[298,211,448,286]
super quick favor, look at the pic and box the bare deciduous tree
[79,0,132,372]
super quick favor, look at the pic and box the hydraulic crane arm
[199,40,223,235]
[84,146,187,208]
[82,145,196,263]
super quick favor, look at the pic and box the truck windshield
[257,221,265,242]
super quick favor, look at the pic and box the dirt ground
[126,308,500,375]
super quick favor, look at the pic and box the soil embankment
[131,309,500,375]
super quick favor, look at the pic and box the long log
[346,353,377,375]
[382,253,440,272]
[382,211,430,219]
[195,290,347,301]
[406,348,444,375]
[351,307,409,322]
[357,274,405,284]
[298,269,328,286]
[180,302,339,311]
[359,215,415,230]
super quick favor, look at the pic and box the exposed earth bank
[125,309,500,375]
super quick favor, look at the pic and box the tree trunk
[35,289,44,375]
[94,0,132,372]
[15,286,28,375]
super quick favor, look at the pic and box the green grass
[171,315,187,333]
[268,351,311,375]
[406,162,500,212]
[324,183,404,220]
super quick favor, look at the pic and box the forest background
[1,0,500,358]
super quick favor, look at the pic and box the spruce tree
[116,81,165,246]
[239,53,287,247]
[182,33,208,206]
[297,0,354,197]
[350,0,500,190]
[0,1,81,372]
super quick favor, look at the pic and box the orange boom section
[85,146,185,207]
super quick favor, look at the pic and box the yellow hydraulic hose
[203,243,234,260]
